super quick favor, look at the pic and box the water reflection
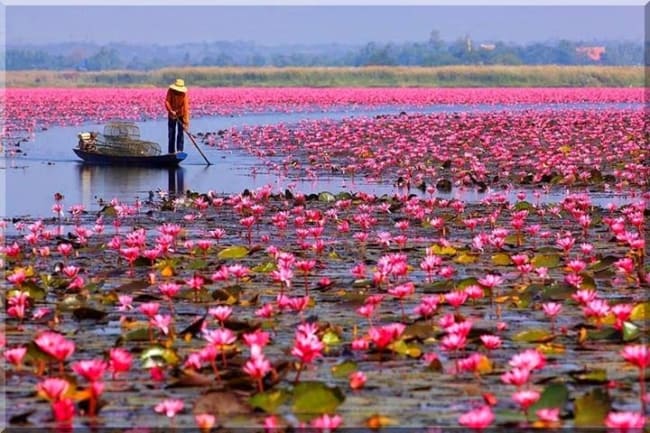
[77,164,185,207]
[168,167,185,198]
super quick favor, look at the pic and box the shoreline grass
[4,65,645,88]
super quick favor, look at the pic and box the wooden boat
[73,148,187,167]
[74,121,186,167]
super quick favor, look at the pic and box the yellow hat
[169,78,187,93]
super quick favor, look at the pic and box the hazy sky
[5,3,645,46]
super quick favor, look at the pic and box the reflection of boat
[75,120,187,167]
[73,148,187,167]
[78,164,187,209]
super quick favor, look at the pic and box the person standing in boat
[164,78,190,154]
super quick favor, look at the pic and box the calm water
[1,102,643,217]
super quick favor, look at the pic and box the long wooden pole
[183,129,212,166]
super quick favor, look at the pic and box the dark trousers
[168,117,184,153]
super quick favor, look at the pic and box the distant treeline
[5,66,644,88]
[3,36,646,71]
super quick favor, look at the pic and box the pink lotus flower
[311,413,342,431]
[512,389,541,411]
[349,371,367,390]
[501,368,531,387]
[154,399,184,418]
[508,349,546,371]
[4,346,27,368]
[458,405,494,430]
[195,413,216,431]
[37,377,70,401]
[620,345,650,369]
[72,359,107,382]
[108,348,133,378]
[34,331,75,362]
[604,411,646,431]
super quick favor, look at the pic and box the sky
[4,2,646,46]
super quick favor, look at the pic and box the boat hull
[74,149,187,167]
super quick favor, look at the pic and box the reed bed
[5,65,644,88]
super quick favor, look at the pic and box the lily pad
[331,360,358,378]
[630,302,650,321]
[491,253,513,266]
[531,253,562,269]
[512,328,555,343]
[291,381,345,420]
[529,383,569,416]
[140,345,180,367]
[217,245,249,260]
[574,388,611,426]
[249,389,291,414]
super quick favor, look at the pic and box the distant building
[479,43,496,51]
[576,46,606,61]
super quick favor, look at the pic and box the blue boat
[75,120,186,167]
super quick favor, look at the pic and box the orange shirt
[165,89,190,122]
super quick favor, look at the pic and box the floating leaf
[531,253,561,269]
[114,279,151,292]
[72,306,107,321]
[21,281,47,300]
[514,201,535,211]
[537,343,565,355]
[491,253,513,266]
[331,360,357,378]
[588,255,619,273]
[117,327,150,344]
[252,262,276,273]
[456,277,479,290]
[453,252,479,264]
[318,192,336,202]
[574,388,611,426]
[291,381,345,420]
[530,383,569,416]
[569,368,608,384]
[389,339,422,358]
[194,391,252,416]
[322,330,341,346]
[140,345,180,367]
[249,389,290,414]
[513,329,554,343]
[630,302,650,321]
[217,245,249,260]
[188,258,208,270]
[429,244,456,256]
[622,321,641,341]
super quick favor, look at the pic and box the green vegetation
[5,65,644,88]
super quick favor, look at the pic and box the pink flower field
[1,87,649,431]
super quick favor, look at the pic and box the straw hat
[169,78,187,93]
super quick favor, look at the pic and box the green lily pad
[318,192,336,202]
[569,368,608,384]
[140,345,180,367]
[249,388,290,414]
[252,262,277,273]
[188,258,209,270]
[491,253,513,266]
[531,253,562,269]
[529,383,569,416]
[331,360,358,378]
[217,245,249,260]
[622,321,641,341]
[291,381,345,421]
[512,328,555,343]
[630,302,650,321]
[574,388,611,426]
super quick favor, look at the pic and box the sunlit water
[1,102,643,217]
